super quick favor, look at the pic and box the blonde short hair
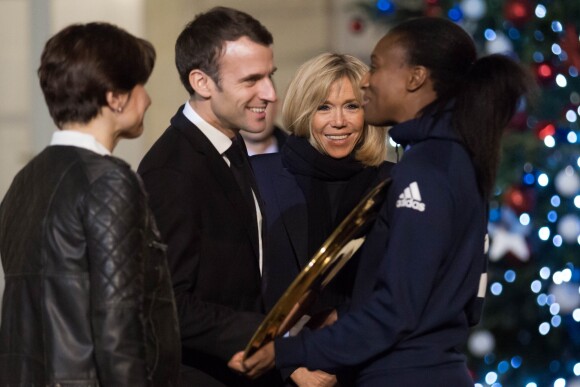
[282,53,387,166]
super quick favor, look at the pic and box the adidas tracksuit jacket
[275,109,488,386]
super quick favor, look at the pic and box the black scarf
[281,135,378,258]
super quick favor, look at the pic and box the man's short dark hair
[175,6,273,95]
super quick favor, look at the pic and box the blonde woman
[251,52,393,386]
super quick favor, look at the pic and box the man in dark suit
[138,7,280,386]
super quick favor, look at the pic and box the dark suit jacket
[252,153,393,312]
[251,154,308,311]
[138,106,280,386]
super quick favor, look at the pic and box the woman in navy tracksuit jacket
[274,108,489,386]
[230,17,533,386]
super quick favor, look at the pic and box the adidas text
[396,198,425,211]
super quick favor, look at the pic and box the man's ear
[407,66,429,92]
[189,69,214,99]
[106,91,129,113]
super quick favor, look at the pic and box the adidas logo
[396,181,426,212]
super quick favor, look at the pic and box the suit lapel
[274,171,309,269]
[171,108,261,259]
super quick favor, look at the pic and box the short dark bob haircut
[38,22,156,128]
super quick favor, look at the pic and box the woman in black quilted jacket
[0,22,180,386]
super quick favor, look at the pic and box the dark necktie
[225,136,259,215]
[226,136,265,278]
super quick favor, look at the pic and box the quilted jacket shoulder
[0,146,180,386]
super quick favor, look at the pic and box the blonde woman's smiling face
[311,77,364,159]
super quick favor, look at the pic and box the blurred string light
[547,211,558,222]
[508,27,520,39]
[574,309,580,322]
[538,293,548,306]
[539,226,551,240]
[544,135,556,147]
[568,131,578,143]
[540,267,551,279]
[538,173,549,186]
[553,235,562,247]
[520,213,531,225]
[486,371,498,384]
[511,356,523,368]
[562,268,573,282]
[484,28,497,40]
[539,322,550,335]
[531,280,542,293]
[448,5,463,21]
[556,74,567,88]
[551,21,563,32]
[535,4,547,18]
[554,378,566,387]
[566,110,577,123]
[552,43,562,55]
[551,195,561,207]
[498,360,510,373]
[524,172,536,185]
[376,0,395,13]
[505,270,517,283]
[485,353,496,365]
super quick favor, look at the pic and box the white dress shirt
[50,130,111,156]
[183,102,264,273]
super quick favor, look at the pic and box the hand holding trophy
[243,178,391,359]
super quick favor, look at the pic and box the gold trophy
[244,178,391,358]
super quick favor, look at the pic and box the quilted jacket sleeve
[83,166,149,385]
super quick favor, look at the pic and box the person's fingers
[242,342,276,378]
[227,351,247,373]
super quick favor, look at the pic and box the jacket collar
[389,104,462,148]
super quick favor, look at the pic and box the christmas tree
[351,1,580,385]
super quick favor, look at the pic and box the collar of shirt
[49,130,111,156]
[182,101,263,272]
[183,101,232,157]
[247,142,279,157]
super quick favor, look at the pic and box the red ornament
[503,185,535,214]
[561,24,580,69]
[503,0,533,28]
[533,61,556,85]
[535,121,556,140]
[349,17,365,34]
